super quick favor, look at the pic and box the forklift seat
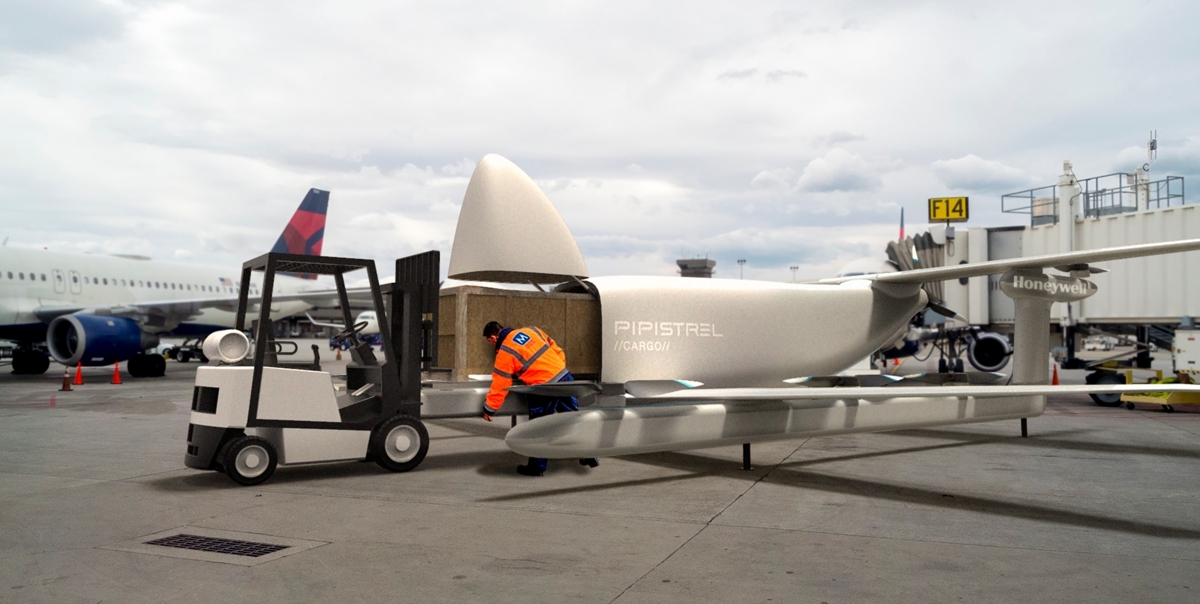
[338,395,382,424]
[349,341,378,366]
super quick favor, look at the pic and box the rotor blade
[639,383,1200,402]
[819,238,1200,284]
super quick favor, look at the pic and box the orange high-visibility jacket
[485,326,569,413]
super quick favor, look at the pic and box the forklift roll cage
[234,251,440,431]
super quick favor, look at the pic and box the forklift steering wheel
[331,321,369,345]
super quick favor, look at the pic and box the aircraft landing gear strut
[742,443,752,470]
[1021,418,1028,438]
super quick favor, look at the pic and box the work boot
[579,458,599,468]
[516,464,544,477]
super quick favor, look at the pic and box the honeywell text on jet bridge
[612,320,724,352]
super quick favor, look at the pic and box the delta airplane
[1,190,334,377]
[429,154,1200,460]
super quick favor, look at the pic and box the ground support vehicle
[1070,326,1173,407]
[164,338,208,363]
[183,251,537,485]
[1117,369,1200,413]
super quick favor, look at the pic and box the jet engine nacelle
[47,314,158,366]
[968,332,1012,372]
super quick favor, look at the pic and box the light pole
[737,259,746,280]
[790,265,798,282]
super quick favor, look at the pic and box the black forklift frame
[235,252,402,430]
[390,250,440,410]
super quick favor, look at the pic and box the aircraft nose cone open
[448,154,588,284]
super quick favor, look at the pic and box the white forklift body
[191,366,371,465]
[184,252,438,485]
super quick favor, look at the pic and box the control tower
[677,258,716,278]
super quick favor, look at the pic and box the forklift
[184,251,443,485]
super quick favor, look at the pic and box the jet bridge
[919,158,1197,376]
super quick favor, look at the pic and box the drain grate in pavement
[102,526,327,567]
[145,534,289,557]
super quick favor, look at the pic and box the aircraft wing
[818,238,1200,284]
[31,286,379,325]
[638,383,1200,403]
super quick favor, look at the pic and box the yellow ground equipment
[1120,370,1200,413]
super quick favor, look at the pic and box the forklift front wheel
[371,415,429,473]
[221,436,278,486]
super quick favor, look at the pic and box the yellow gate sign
[929,197,969,222]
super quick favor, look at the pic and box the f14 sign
[929,197,968,222]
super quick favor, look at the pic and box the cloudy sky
[3,0,1199,282]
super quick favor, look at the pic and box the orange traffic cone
[336,348,342,361]
[73,361,83,385]
[1052,363,1060,386]
[111,362,122,385]
[60,366,72,391]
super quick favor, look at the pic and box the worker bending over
[482,321,599,476]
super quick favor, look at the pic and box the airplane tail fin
[271,189,329,280]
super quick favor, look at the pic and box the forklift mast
[390,251,441,417]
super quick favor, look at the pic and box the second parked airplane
[1,189,335,376]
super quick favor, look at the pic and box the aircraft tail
[271,189,329,279]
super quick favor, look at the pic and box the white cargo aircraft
[1,190,335,377]
[435,155,1200,460]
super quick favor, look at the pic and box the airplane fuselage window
[6,272,11,279]
[72,276,77,283]
[103,278,108,285]
[41,274,46,281]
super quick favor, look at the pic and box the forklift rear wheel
[221,436,277,486]
[371,415,429,473]
[1126,402,1136,410]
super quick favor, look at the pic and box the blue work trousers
[525,371,578,471]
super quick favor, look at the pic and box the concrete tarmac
[1,344,1198,603]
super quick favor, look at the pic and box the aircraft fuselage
[592,276,926,387]
[0,246,317,341]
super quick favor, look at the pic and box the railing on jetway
[1001,184,1059,226]
[1002,173,1186,226]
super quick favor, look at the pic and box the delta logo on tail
[271,188,329,279]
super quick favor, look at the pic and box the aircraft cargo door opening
[434,284,602,383]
